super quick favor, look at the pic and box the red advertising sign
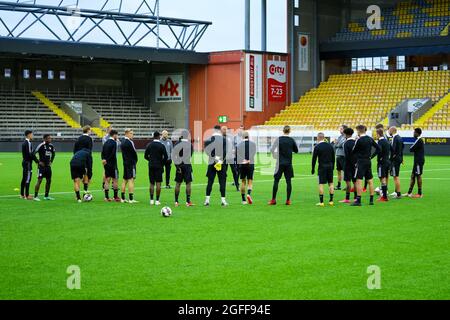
[267,60,287,102]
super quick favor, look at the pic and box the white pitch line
[1,169,449,199]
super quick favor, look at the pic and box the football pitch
[0,152,449,300]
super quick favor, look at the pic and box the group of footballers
[20,121,425,208]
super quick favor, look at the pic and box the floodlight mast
[0,0,211,50]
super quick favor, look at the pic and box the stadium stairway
[265,70,450,131]
[43,90,174,139]
[32,91,104,139]
[402,92,450,130]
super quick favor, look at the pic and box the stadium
[0,0,449,303]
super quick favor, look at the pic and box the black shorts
[149,166,163,184]
[37,166,52,179]
[104,164,118,179]
[377,162,390,179]
[123,164,136,180]
[175,164,193,183]
[70,165,85,180]
[206,164,228,179]
[318,165,333,185]
[336,156,345,171]
[412,162,424,176]
[274,164,294,180]
[355,160,373,181]
[344,164,356,182]
[239,164,255,180]
[390,161,401,177]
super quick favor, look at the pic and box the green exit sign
[218,115,228,123]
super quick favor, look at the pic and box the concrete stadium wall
[291,0,344,100]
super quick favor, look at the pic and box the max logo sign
[160,77,179,97]
[155,74,183,103]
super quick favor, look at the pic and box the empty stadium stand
[0,88,83,140]
[265,70,450,130]
[331,0,450,42]
[0,88,174,141]
[44,90,174,139]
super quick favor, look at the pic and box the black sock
[397,192,401,197]
[114,189,118,199]
[356,196,361,203]
[150,192,154,201]
[354,191,357,199]
[175,193,179,203]
[129,193,134,201]
[319,194,324,203]
[84,183,88,192]
[34,191,38,198]
[76,191,81,200]
[45,192,49,197]
[408,187,413,194]
[186,194,191,203]
[337,182,341,188]
[346,192,350,200]
[418,188,422,195]
[105,190,109,199]
[370,195,374,203]
[156,195,160,201]
[241,194,246,201]
[248,189,252,195]
[121,192,126,200]
[330,194,334,202]
[382,185,388,198]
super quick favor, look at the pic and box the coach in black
[405,128,425,198]
[312,133,335,207]
[376,128,391,202]
[145,131,168,206]
[20,130,39,199]
[388,126,404,199]
[173,130,194,207]
[121,129,138,203]
[70,148,93,202]
[351,125,380,206]
[341,128,357,203]
[33,134,56,201]
[74,126,93,154]
[102,129,120,202]
[204,125,231,207]
[269,125,299,206]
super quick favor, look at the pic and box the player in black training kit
[204,125,231,207]
[312,133,335,207]
[351,125,380,206]
[102,129,120,202]
[376,128,391,202]
[21,130,39,199]
[404,128,425,198]
[269,125,299,205]
[173,130,194,207]
[388,126,404,199]
[236,131,257,205]
[70,148,93,202]
[73,126,93,154]
[144,131,168,206]
[341,128,357,203]
[120,129,138,203]
[33,134,56,201]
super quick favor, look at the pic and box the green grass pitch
[0,152,449,300]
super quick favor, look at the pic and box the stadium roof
[0,37,209,64]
